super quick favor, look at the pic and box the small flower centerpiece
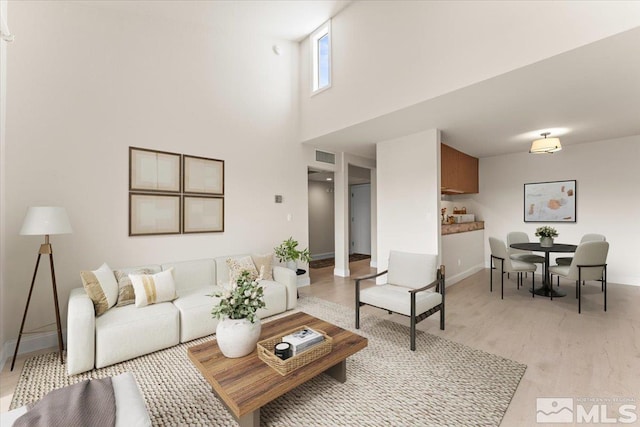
[535,226,558,247]
[211,270,266,358]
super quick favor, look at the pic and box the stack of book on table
[282,327,324,356]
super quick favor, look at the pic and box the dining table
[510,242,577,297]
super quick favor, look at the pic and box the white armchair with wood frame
[355,251,445,351]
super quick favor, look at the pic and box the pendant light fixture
[530,132,562,154]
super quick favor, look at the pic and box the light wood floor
[2,260,639,426]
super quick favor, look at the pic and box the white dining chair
[548,241,609,313]
[489,237,537,300]
[552,233,606,287]
[555,234,606,266]
[507,231,545,279]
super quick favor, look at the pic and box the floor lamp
[11,207,72,371]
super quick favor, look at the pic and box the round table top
[510,242,577,253]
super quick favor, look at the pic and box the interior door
[350,184,371,255]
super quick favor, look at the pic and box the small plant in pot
[211,270,266,358]
[274,237,311,271]
[535,226,558,247]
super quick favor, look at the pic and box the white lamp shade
[20,207,73,236]
[530,137,562,154]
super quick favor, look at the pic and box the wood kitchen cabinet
[441,143,479,194]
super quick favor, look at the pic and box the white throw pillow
[251,253,274,280]
[226,256,259,284]
[80,263,119,316]
[129,268,177,308]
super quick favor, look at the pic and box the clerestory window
[311,21,331,94]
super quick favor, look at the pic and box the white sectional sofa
[67,256,297,375]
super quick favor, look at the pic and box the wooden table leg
[325,360,347,383]
[236,408,259,427]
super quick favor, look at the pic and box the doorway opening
[348,165,371,266]
[307,168,335,269]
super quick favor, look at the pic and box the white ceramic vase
[540,237,554,248]
[216,317,262,358]
[286,260,297,271]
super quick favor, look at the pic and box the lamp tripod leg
[49,253,65,364]
[11,254,42,371]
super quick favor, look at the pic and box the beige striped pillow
[80,263,118,316]
[114,268,153,307]
[129,268,177,308]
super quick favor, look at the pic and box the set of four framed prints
[129,147,224,236]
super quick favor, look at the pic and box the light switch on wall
[287,214,292,221]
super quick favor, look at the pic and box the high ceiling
[303,26,640,159]
[88,1,639,159]
[90,0,352,41]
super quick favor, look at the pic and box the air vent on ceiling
[315,150,335,164]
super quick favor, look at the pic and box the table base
[231,360,347,427]
[531,286,566,298]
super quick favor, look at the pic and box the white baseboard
[445,264,485,287]
[334,267,350,277]
[311,252,334,260]
[0,330,66,372]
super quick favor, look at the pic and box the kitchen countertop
[441,221,484,235]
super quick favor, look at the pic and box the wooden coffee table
[187,311,368,427]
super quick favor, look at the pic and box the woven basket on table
[257,325,333,376]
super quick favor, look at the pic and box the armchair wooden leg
[440,307,445,330]
[410,293,417,351]
[355,281,360,329]
[603,266,607,312]
[500,261,504,300]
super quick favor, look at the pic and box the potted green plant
[274,237,311,271]
[535,226,558,248]
[211,270,266,358]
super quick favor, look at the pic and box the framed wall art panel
[129,193,181,236]
[183,196,224,233]
[183,155,224,195]
[524,180,576,223]
[130,147,181,193]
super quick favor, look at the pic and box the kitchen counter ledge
[442,221,484,235]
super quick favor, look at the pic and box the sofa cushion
[161,259,216,293]
[251,253,274,280]
[95,302,179,368]
[114,268,154,307]
[256,280,287,319]
[129,269,177,307]
[226,256,259,283]
[172,286,220,342]
[360,284,442,317]
[80,263,119,316]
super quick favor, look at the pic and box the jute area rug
[11,297,526,426]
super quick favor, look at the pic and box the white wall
[299,1,640,142]
[308,180,334,258]
[442,230,484,285]
[0,0,10,360]
[473,135,640,286]
[1,1,306,360]
[376,129,440,274]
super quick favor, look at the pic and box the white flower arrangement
[535,226,559,238]
[211,270,266,323]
